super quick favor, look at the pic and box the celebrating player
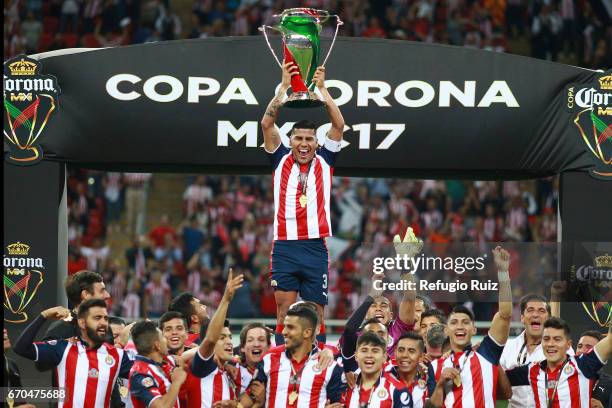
[129,320,186,408]
[344,332,413,408]
[505,317,611,407]
[184,269,249,407]
[428,246,513,407]
[247,304,345,408]
[390,333,435,408]
[261,61,345,346]
[13,299,133,408]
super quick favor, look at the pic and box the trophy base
[283,91,326,109]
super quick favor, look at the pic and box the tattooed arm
[261,62,299,152]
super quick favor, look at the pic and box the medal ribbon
[544,357,570,408]
[288,356,309,406]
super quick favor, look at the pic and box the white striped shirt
[34,339,131,408]
[254,348,345,408]
[435,335,505,408]
[506,350,605,408]
[267,139,340,241]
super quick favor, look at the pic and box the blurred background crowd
[4,0,611,68]
[65,169,560,326]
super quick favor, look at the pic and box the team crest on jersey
[105,355,115,366]
[142,377,155,387]
[377,388,388,399]
[88,368,99,378]
[563,364,575,376]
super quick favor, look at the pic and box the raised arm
[594,323,612,362]
[489,246,513,345]
[197,269,243,359]
[261,62,299,152]
[393,228,423,325]
[312,67,345,142]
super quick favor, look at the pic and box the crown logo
[594,254,612,268]
[598,75,612,91]
[8,59,37,76]
[6,242,30,256]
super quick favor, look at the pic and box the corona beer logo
[566,71,612,179]
[3,241,44,323]
[3,55,60,166]
[571,252,612,328]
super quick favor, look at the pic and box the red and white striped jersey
[505,350,605,408]
[267,140,341,241]
[343,373,413,408]
[254,348,345,408]
[129,355,178,408]
[33,338,132,408]
[435,335,505,408]
[387,366,436,408]
[184,351,253,407]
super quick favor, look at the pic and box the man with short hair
[505,317,611,407]
[184,270,249,407]
[344,331,413,408]
[169,291,209,346]
[261,62,345,346]
[391,332,435,408]
[129,320,186,408]
[109,316,127,346]
[498,292,568,407]
[14,299,133,408]
[159,311,190,356]
[249,304,345,408]
[429,246,513,407]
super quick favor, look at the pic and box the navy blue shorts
[270,239,329,305]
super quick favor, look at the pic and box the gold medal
[299,194,307,208]
[288,391,298,404]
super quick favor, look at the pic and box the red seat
[63,33,78,48]
[81,33,100,48]
[39,32,54,51]
[43,16,59,34]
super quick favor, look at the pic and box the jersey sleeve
[267,143,290,169]
[476,335,505,365]
[130,373,162,407]
[505,364,530,386]
[254,360,268,384]
[33,339,67,365]
[576,349,606,379]
[426,364,436,396]
[326,365,346,403]
[118,350,135,378]
[190,349,218,378]
[317,138,342,167]
[392,388,413,408]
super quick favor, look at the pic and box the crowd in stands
[64,167,560,324]
[4,0,611,68]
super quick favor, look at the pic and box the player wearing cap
[428,246,513,408]
[13,299,133,408]
[344,332,413,408]
[261,62,345,347]
[505,317,611,408]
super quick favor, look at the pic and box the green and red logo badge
[3,55,60,165]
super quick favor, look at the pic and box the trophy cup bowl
[260,8,343,109]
